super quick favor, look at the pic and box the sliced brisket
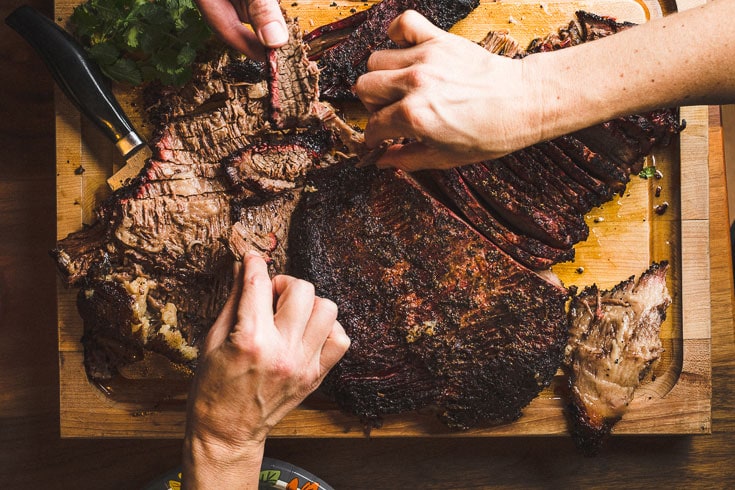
[267,20,321,128]
[52,18,356,380]
[429,168,575,270]
[52,9,682,438]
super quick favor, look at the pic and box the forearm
[181,436,265,489]
[530,0,735,142]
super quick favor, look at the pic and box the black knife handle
[5,5,144,157]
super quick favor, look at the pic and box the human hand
[355,10,548,171]
[182,253,350,489]
[195,0,289,60]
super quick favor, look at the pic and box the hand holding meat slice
[182,254,350,488]
[355,10,541,170]
[195,0,288,60]
[358,2,735,171]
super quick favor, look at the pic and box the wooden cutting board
[55,0,711,437]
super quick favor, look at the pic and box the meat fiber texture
[52,24,349,380]
[306,0,480,100]
[564,262,671,455]
[286,11,679,430]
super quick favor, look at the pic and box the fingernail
[259,21,289,47]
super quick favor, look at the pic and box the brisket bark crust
[289,164,570,430]
[305,0,479,100]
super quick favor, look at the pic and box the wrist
[182,434,265,489]
[520,50,603,146]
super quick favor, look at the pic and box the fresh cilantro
[638,165,658,179]
[70,0,213,86]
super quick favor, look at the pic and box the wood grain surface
[1,0,733,488]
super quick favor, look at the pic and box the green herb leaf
[103,57,143,85]
[639,166,657,179]
[70,0,213,86]
[88,41,121,66]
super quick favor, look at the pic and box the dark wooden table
[2,1,733,488]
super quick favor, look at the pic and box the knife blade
[6,5,151,191]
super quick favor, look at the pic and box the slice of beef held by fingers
[429,168,575,270]
[225,189,303,271]
[564,262,671,455]
[267,18,321,128]
[309,0,479,100]
[289,163,570,430]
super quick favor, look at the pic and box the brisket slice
[576,10,636,40]
[457,161,582,249]
[289,163,570,429]
[306,0,479,100]
[537,140,614,206]
[553,135,632,194]
[526,20,584,53]
[428,168,574,269]
[225,190,302,269]
[52,19,359,380]
[223,129,335,204]
[514,147,596,213]
[267,19,321,128]
[564,262,670,455]
[574,110,683,172]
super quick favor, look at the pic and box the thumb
[246,0,289,47]
[387,10,446,47]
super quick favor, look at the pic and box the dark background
[1,0,734,488]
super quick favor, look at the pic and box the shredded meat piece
[564,262,671,454]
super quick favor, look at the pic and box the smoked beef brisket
[290,164,570,429]
[564,262,671,454]
[52,9,678,431]
[428,10,681,270]
[304,0,479,100]
[52,22,351,379]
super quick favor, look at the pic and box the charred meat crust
[52,10,679,435]
[289,163,570,430]
[428,168,575,269]
[307,0,480,100]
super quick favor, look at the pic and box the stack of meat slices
[52,21,356,380]
[427,11,680,270]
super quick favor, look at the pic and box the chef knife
[6,5,150,190]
